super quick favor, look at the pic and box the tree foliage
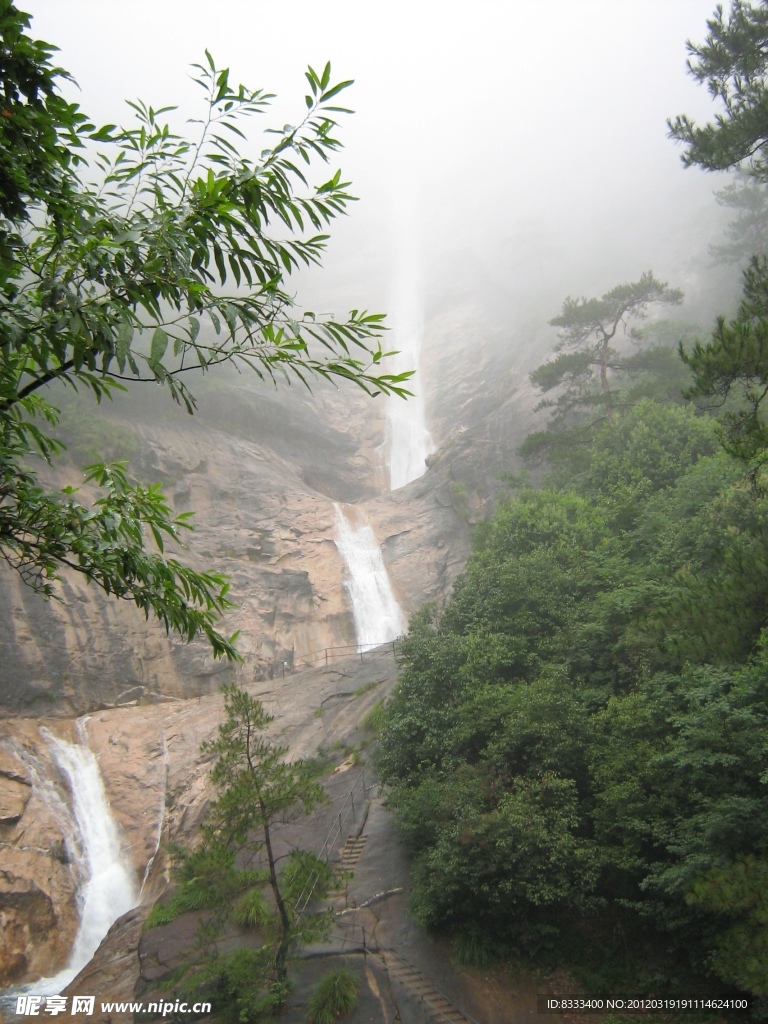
[378,359,768,995]
[669,1,768,485]
[521,274,684,462]
[0,4,79,227]
[686,855,768,996]
[0,6,411,658]
[680,255,768,487]
[548,275,684,356]
[668,0,768,176]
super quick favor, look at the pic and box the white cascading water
[31,724,139,995]
[387,223,435,491]
[334,503,408,651]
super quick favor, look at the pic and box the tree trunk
[260,799,292,992]
[599,337,613,414]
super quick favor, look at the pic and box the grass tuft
[306,969,358,1023]
[361,700,385,735]
[452,928,496,967]
[353,680,380,697]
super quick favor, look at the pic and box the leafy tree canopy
[549,274,684,353]
[0,6,411,658]
[668,1,768,482]
[0,3,79,227]
[679,252,768,486]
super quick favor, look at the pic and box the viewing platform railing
[298,639,401,669]
[265,638,403,677]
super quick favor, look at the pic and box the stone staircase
[375,949,477,1024]
[339,832,368,871]
[327,833,368,903]
[324,805,477,1023]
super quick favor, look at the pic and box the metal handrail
[264,639,401,678]
[294,769,368,914]
[297,638,401,669]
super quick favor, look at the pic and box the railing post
[325,648,328,666]
[351,788,355,821]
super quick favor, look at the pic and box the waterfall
[44,723,139,988]
[19,724,139,996]
[387,222,435,490]
[334,503,407,650]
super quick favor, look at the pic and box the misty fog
[28,0,736,349]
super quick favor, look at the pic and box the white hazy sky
[25,1,731,322]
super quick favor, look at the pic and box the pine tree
[147,685,332,1019]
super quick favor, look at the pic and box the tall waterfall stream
[386,226,435,490]
[45,724,139,986]
[332,230,437,649]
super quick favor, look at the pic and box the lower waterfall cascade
[28,724,138,996]
[333,503,408,651]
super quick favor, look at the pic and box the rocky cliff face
[0,296,539,718]
[0,723,82,984]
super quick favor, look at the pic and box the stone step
[338,833,368,867]
[341,835,367,850]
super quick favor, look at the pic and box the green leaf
[150,327,168,366]
[213,243,226,282]
[89,124,117,141]
[319,80,354,103]
[115,319,133,372]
